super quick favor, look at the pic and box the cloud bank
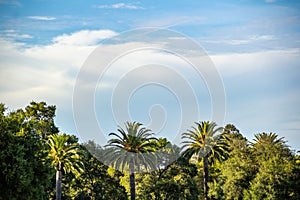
[0,29,299,149]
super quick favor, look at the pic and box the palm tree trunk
[56,170,62,200]
[203,156,209,200]
[129,161,136,200]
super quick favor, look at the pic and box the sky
[0,0,300,151]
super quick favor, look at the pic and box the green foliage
[64,141,127,200]
[47,133,83,173]
[1,103,300,200]
[106,121,161,200]
[208,125,255,200]
[0,102,54,200]
[106,121,159,172]
[209,128,300,200]
[24,101,59,138]
[245,132,297,199]
[182,121,229,163]
[136,156,199,200]
[182,121,229,199]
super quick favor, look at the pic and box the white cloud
[3,29,16,33]
[136,16,205,28]
[1,31,298,108]
[97,3,144,10]
[249,35,275,41]
[52,30,117,46]
[0,30,32,41]
[27,16,56,21]
[0,29,118,110]
[5,33,32,39]
[204,34,276,46]
[211,49,300,76]
[1,29,299,149]
[265,0,277,3]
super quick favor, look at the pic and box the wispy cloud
[27,16,56,21]
[134,16,205,29]
[52,30,117,46]
[249,35,275,41]
[0,0,21,6]
[0,30,32,40]
[5,33,32,39]
[96,3,144,10]
[3,29,16,33]
[265,0,277,3]
[203,34,276,46]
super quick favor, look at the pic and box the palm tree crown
[106,121,158,171]
[182,121,228,161]
[106,122,158,200]
[47,133,83,200]
[251,132,289,158]
[252,132,284,146]
[181,121,229,200]
[48,133,83,173]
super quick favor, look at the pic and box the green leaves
[0,102,54,200]
[181,121,229,200]
[24,101,59,139]
[181,121,228,163]
[1,102,300,200]
[135,155,199,200]
[47,133,84,174]
[106,121,159,172]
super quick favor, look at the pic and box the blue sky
[0,0,300,150]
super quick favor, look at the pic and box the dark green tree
[245,132,296,199]
[208,124,255,199]
[0,102,55,199]
[136,154,199,200]
[24,101,59,139]
[64,141,127,200]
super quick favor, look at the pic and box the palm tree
[181,121,228,200]
[252,132,285,147]
[251,132,289,158]
[47,133,83,200]
[106,122,158,200]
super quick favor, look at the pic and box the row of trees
[1,102,299,200]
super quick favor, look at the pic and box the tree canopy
[0,102,299,200]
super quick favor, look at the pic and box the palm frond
[105,121,158,173]
[181,121,228,163]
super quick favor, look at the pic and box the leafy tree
[136,155,199,200]
[3,102,300,200]
[182,121,229,200]
[24,101,59,139]
[64,141,127,200]
[47,133,84,200]
[251,132,288,156]
[106,122,158,200]
[0,103,54,199]
[245,132,296,199]
[290,152,300,199]
[208,124,255,200]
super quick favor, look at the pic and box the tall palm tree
[106,122,158,200]
[47,133,83,200]
[181,121,228,200]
